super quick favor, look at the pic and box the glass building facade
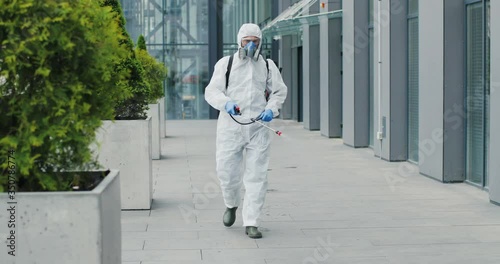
[116,0,500,203]
[120,0,274,120]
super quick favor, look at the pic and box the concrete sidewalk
[122,120,500,264]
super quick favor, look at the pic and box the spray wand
[230,106,282,136]
[251,118,282,136]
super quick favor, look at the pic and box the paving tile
[121,223,148,232]
[142,261,264,264]
[122,230,198,240]
[266,256,390,264]
[387,254,500,264]
[201,248,317,262]
[119,120,500,263]
[122,238,145,250]
[144,238,257,250]
[122,249,201,262]
[122,211,151,217]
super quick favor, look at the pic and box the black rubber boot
[245,226,262,239]
[223,207,237,227]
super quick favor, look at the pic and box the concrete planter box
[159,97,166,138]
[0,170,121,264]
[96,118,153,210]
[147,103,161,160]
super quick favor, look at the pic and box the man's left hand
[258,109,273,122]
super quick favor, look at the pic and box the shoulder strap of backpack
[225,54,234,90]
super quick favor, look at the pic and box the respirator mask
[239,38,261,61]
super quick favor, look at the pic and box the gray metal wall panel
[389,0,408,160]
[373,0,408,161]
[292,46,299,121]
[353,0,370,147]
[329,0,342,11]
[419,0,444,180]
[271,1,280,63]
[320,17,330,135]
[443,0,465,182]
[372,0,382,156]
[310,25,321,130]
[309,0,319,14]
[303,24,321,130]
[329,18,343,137]
[342,0,356,145]
[489,0,500,204]
[342,0,369,147]
[281,36,293,119]
[319,16,342,138]
[283,0,293,10]
[374,0,390,156]
[303,25,311,128]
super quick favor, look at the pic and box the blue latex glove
[258,109,273,122]
[225,101,240,115]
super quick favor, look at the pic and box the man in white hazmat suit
[204,23,287,239]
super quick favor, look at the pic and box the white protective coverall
[204,24,287,227]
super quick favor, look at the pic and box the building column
[280,35,294,119]
[419,0,465,182]
[278,0,294,120]
[342,0,369,147]
[489,0,500,204]
[302,2,320,130]
[319,13,342,138]
[372,0,407,160]
[208,0,223,119]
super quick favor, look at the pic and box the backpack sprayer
[230,106,282,136]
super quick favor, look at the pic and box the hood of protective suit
[237,23,262,61]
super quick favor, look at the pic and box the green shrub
[135,35,167,104]
[137,35,147,51]
[101,0,151,120]
[0,0,129,191]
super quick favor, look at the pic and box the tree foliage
[135,35,167,104]
[0,0,129,191]
[101,0,151,120]
[137,35,147,51]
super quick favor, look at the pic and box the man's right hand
[225,101,240,115]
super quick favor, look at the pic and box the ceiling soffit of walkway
[262,0,343,39]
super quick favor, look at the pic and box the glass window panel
[120,0,210,120]
[408,0,418,16]
[164,0,210,120]
[369,0,374,25]
[466,2,485,185]
[407,0,419,162]
[485,0,490,187]
[369,28,374,147]
[121,0,144,44]
[165,44,210,119]
[408,17,419,162]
